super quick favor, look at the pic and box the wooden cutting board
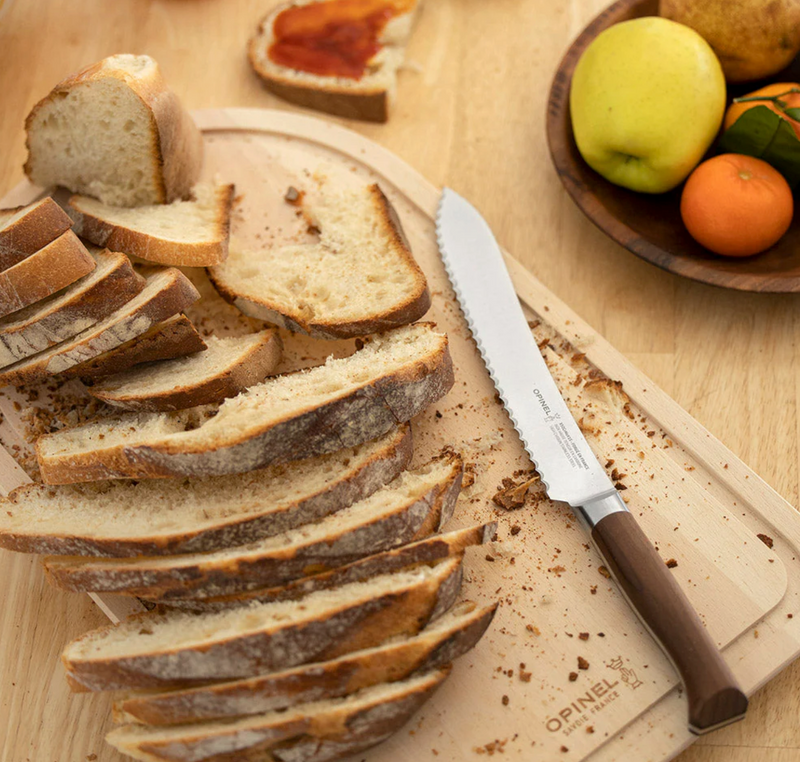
[1,108,799,762]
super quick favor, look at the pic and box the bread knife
[435,188,748,735]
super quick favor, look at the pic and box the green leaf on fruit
[719,105,800,188]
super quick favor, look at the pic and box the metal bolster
[575,491,628,530]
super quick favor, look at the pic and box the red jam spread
[268,0,407,80]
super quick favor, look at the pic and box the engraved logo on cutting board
[544,655,642,736]
[607,655,644,690]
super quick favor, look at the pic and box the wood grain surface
[1,2,799,762]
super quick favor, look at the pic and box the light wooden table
[0,1,798,761]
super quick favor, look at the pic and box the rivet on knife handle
[589,494,748,734]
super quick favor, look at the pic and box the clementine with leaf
[680,154,793,258]
[724,82,800,140]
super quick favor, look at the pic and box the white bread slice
[0,197,73,270]
[0,269,200,387]
[25,54,203,207]
[87,330,283,411]
[36,322,453,484]
[69,184,234,267]
[113,601,493,725]
[106,669,449,762]
[0,230,95,319]
[0,249,144,369]
[165,522,497,611]
[62,557,463,691]
[209,183,430,339]
[248,0,420,123]
[2,425,412,556]
[75,314,207,381]
[43,453,462,597]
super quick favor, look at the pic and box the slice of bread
[209,183,430,339]
[0,249,144,369]
[0,197,73,270]
[43,453,462,597]
[2,425,412,556]
[267,678,434,762]
[62,557,462,691]
[87,330,283,411]
[69,183,234,267]
[0,269,200,387]
[106,669,448,762]
[35,322,453,484]
[113,601,493,725]
[25,54,203,207]
[165,522,497,611]
[248,0,420,123]
[0,230,95,319]
[74,314,207,381]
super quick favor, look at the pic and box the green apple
[569,17,726,194]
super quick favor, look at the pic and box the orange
[680,154,793,257]
[724,82,800,140]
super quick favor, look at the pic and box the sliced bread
[2,425,412,556]
[0,230,95,319]
[113,601,494,725]
[69,183,234,267]
[0,197,73,270]
[62,557,463,691]
[25,54,203,207]
[0,249,144,369]
[267,685,431,762]
[43,453,462,597]
[74,314,207,381]
[165,522,497,611]
[248,0,420,123]
[87,330,283,411]
[36,322,453,483]
[208,183,430,339]
[0,269,200,387]
[106,669,448,762]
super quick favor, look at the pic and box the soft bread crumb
[210,183,428,333]
[25,54,202,206]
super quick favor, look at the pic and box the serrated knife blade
[435,189,613,509]
[436,187,747,735]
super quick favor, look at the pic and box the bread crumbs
[492,474,539,510]
[474,739,507,755]
[462,462,477,488]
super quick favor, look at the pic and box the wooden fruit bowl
[547,0,800,293]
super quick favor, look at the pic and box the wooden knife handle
[591,510,748,734]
